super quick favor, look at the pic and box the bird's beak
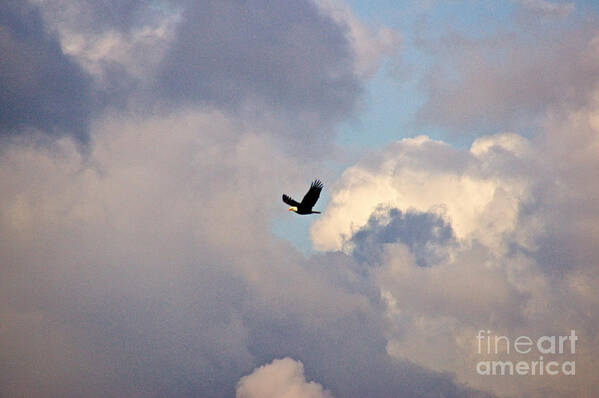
[288,207,297,212]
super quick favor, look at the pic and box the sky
[1,1,598,397]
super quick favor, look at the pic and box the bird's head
[288,206,298,212]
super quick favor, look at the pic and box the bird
[282,180,323,215]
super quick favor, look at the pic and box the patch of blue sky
[335,60,424,150]
[271,194,330,255]
[343,0,518,37]
[271,214,315,255]
[577,0,599,14]
[334,0,521,151]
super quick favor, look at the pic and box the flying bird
[282,180,323,215]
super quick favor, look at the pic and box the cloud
[30,0,389,153]
[43,0,362,119]
[3,1,597,397]
[415,20,599,135]
[514,0,575,17]
[314,0,401,78]
[309,85,599,396]
[30,0,155,34]
[0,2,92,140]
[0,110,265,396]
[311,134,529,254]
[153,0,360,137]
[0,107,495,398]
[236,358,334,398]
[2,2,458,397]
[349,206,455,267]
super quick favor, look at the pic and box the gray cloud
[415,21,599,135]
[27,0,366,152]
[514,0,575,17]
[154,0,360,130]
[5,1,598,397]
[310,94,599,396]
[0,109,495,398]
[350,206,455,267]
[0,2,92,140]
[31,0,155,33]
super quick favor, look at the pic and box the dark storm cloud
[155,0,360,123]
[0,1,92,140]
[350,206,455,267]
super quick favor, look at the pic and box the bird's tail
[312,211,321,214]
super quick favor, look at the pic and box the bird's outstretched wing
[282,194,300,207]
[300,180,323,209]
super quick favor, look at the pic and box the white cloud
[311,134,529,255]
[470,132,531,158]
[0,107,382,396]
[61,16,180,83]
[3,2,599,397]
[236,358,334,398]
[31,0,180,84]
[310,83,599,396]
[0,109,284,395]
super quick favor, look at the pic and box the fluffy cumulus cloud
[311,87,599,396]
[1,1,485,397]
[0,110,273,397]
[312,133,530,254]
[0,109,489,397]
[236,358,333,398]
[24,0,401,149]
[2,1,598,397]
